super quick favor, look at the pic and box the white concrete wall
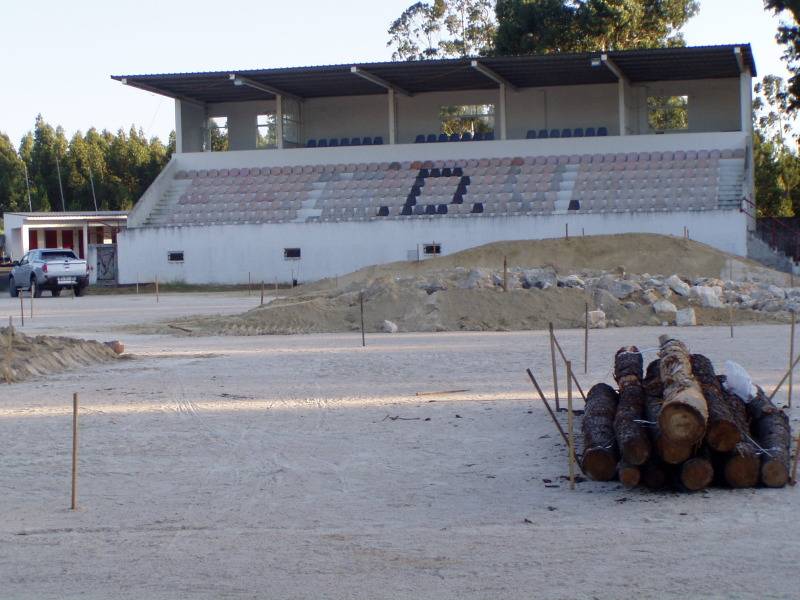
[176,101,206,153]
[207,100,277,150]
[118,209,747,285]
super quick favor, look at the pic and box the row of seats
[306,136,384,148]
[414,131,495,143]
[526,127,608,139]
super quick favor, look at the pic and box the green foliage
[647,95,688,131]
[494,0,699,55]
[439,104,495,134]
[0,115,172,217]
[387,0,495,60]
[764,0,800,112]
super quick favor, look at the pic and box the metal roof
[112,44,756,104]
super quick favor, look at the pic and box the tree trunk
[658,336,708,445]
[581,383,619,481]
[679,453,714,491]
[723,444,761,488]
[748,387,792,487]
[617,461,641,488]
[643,359,693,464]
[691,354,742,452]
[613,346,651,465]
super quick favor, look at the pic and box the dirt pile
[0,327,119,383]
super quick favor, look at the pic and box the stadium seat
[473,131,484,141]
[430,167,441,177]
[425,204,436,215]
[597,127,608,136]
[362,136,373,145]
[340,138,350,146]
[400,205,413,216]
[373,136,383,145]
[561,128,572,138]
[317,138,328,147]
[377,206,389,217]
[449,133,460,142]
[415,134,425,143]
[538,129,548,139]
[426,134,437,143]
[438,133,448,142]
[453,167,464,177]
[573,128,584,137]
[437,204,448,214]
[484,132,494,141]
[550,129,560,138]
[329,138,339,147]
[526,130,536,139]
[461,132,472,141]
[306,139,317,148]
[585,127,595,137]
[471,202,484,213]
[350,137,361,146]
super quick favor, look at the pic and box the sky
[0,0,795,146]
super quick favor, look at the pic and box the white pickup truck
[9,248,89,297]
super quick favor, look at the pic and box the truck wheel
[52,287,61,297]
[9,276,18,297]
[31,277,42,298]
[74,285,87,297]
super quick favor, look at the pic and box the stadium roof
[112,44,756,105]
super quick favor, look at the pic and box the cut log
[658,336,708,445]
[613,346,651,465]
[679,454,714,491]
[643,360,693,464]
[581,383,619,481]
[617,461,641,488]
[748,387,792,487]
[723,444,761,488]
[640,460,670,490]
[691,354,742,452]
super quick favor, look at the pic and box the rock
[689,285,724,308]
[522,267,557,290]
[418,278,447,294]
[557,274,585,288]
[653,300,678,317]
[588,310,607,329]
[768,284,787,299]
[381,320,399,333]
[105,340,125,354]
[458,268,492,289]
[642,289,659,305]
[676,308,697,327]
[666,274,690,296]
[658,286,673,299]
[597,274,641,299]
[593,288,621,315]
[623,301,638,310]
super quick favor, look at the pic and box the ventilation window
[423,243,441,256]
[284,248,301,260]
[167,251,184,263]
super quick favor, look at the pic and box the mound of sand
[134,234,791,336]
[0,328,119,383]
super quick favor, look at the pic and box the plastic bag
[721,360,756,402]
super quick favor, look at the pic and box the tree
[0,133,28,216]
[764,0,800,111]
[388,0,495,60]
[493,0,699,55]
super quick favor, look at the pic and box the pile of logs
[581,335,793,491]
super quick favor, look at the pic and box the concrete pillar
[499,84,507,140]
[618,79,627,136]
[388,89,397,144]
[740,70,753,134]
[276,95,284,149]
[82,222,89,259]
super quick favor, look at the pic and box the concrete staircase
[555,164,578,211]
[718,158,745,209]
[142,179,191,226]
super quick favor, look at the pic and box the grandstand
[112,45,755,284]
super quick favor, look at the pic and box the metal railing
[743,197,800,262]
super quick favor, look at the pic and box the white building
[113,45,756,285]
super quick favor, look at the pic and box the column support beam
[276,95,284,150]
[388,88,397,144]
[599,55,629,136]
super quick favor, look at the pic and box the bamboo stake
[502,256,507,292]
[360,291,366,347]
[260,281,265,306]
[525,369,569,447]
[551,333,587,401]
[19,293,24,326]
[136,272,139,295]
[729,305,734,338]
[248,272,251,296]
[584,302,589,374]
[790,311,796,409]
[4,317,13,384]
[548,322,560,411]
[415,389,470,397]
[767,351,800,403]
[30,287,34,319]
[791,431,800,485]
[71,392,78,510]
[155,274,159,303]
[567,361,576,490]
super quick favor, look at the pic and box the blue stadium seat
[584,127,596,137]
[573,128,584,137]
[400,205,413,216]
[425,204,436,215]
[453,167,464,177]
[484,131,494,141]
[340,138,350,146]
[561,128,572,138]
[473,131,484,141]
[430,167,441,177]
[437,204,448,214]
[414,204,426,215]
[318,138,328,147]
[549,129,560,138]
[362,136,372,145]
[419,168,429,177]
[526,130,536,139]
[328,138,339,147]
[373,136,383,145]
[461,132,472,141]
[449,133,460,142]
[568,200,580,211]
[350,137,361,146]
[438,133,448,142]
[306,139,317,148]
[415,134,426,143]
[451,193,464,204]
[377,206,389,217]
[426,134,437,143]
[471,202,484,213]
[597,127,608,136]
[538,129,548,139]
[442,167,452,177]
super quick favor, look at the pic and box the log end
[621,437,651,466]
[761,460,789,488]
[582,448,617,481]
[657,435,693,465]
[659,404,706,446]
[680,457,714,491]
[706,421,742,453]
[641,462,669,489]
[724,454,760,488]
[618,463,641,488]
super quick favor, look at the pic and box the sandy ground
[1,292,798,599]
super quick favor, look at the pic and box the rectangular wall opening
[167,251,185,262]
[206,116,229,151]
[439,104,494,136]
[284,247,301,260]
[647,95,688,132]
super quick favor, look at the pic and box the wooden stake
[248,272,251,296]
[71,392,78,510]
[30,287,34,319]
[548,322,560,411]
[155,274,159,303]
[4,316,13,384]
[790,431,800,485]
[565,223,569,239]
[566,361,576,490]
[359,291,366,347]
[502,256,508,292]
[260,281,265,306]
[275,278,278,292]
[767,350,800,403]
[584,302,589,374]
[729,305,734,338]
[525,369,570,447]
[415,389,470,397]
[551,333,587,401]
[136,272,139,295]
[19,293,24,326]
[790,312,796,408]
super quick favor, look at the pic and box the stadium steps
[554,164,577,211]
[718,158,745,209]
[143,180,192,226]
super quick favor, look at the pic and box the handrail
[743,197,800,262]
